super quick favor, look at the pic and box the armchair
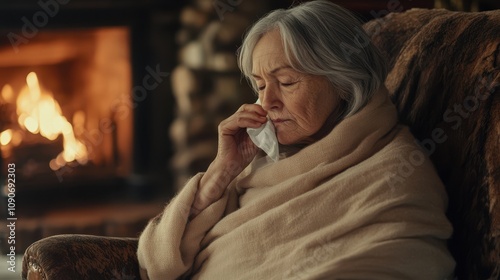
[22,8,500,280]
[22,235,139,279]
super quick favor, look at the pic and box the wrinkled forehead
[251,29,291,75]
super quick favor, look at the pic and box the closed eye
[256,81,296,91]
[280,82,296,87]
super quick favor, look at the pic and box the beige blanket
[137,89,455,279]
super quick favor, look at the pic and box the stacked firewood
[169,0,269,189]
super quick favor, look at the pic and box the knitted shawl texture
[137,89,455,279]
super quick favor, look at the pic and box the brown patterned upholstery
[364,8,500,280]
[21,8,500,280]
[22,235,140,280]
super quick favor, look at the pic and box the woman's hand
[191,103,267,217]
[217,103,268,167]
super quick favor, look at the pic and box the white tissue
[246,100,279,162]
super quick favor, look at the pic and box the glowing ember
[14,72,88,169]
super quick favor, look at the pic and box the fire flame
[15,72,88,169]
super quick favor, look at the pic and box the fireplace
[0,1,183,253]
[0,27,133,190]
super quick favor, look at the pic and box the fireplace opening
[0,27,133,191]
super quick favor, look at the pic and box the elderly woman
[137,1,455,279]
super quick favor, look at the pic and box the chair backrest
[364,8,500,279]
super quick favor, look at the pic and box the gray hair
[237,0,387,117]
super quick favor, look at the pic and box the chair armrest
[22,234,140,280]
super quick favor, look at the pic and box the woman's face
[251,29,342,145]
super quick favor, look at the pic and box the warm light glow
[1,84,14,103]
[24,116,39,133]
[11,131,22,146]
[26,72,42,100]
[0,129,13,146]
[73,110,86,134]
[16,72,88,169]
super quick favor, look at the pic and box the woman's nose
[260,85,281,111]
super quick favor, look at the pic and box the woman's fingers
[219,105,267,135]
[235,111,267,128]
[238,103,267,115]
